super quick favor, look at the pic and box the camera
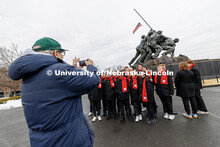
[79,59,88,67]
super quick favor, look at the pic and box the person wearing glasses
[8,37,100,147]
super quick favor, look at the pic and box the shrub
[0,96,21,104]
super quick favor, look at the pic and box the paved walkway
[0,87,220,147]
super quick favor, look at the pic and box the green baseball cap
[32,37,68,52]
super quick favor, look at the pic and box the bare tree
[0,44,22,97]
[0,43,22,68]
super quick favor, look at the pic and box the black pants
[92,100,100,117]
[181,97,197,115]
[116,96,121,115]
[107,99,117,117]
[195,89,208,112]
[89,99,92,112]
[152,96,158,114]
[159,96,173,115]
[102,96,107,114]
[119,99,132,118]
[143,102,154,119]
[133,100,141,116]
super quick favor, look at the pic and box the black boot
[106,114,111,120]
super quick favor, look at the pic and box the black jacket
[103,79,115,100]
[139,78,154,102]
[191,66,203,89]
[88,86,102,101]
[155,75,174,97]
[101,79,106,99]
[115,78,130,100]
[130,77,140,102]
[175,70,195,97]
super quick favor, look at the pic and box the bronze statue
[161,38,179,57]
[150,30,169,59]
[129,35,146,66]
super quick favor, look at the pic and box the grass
[0,96,21,104]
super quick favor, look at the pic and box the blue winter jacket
[8,52,100,147]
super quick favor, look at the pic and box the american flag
[133,22,142,34]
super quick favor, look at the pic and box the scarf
[119,77,127,92]
[154,69,168,85]
[107,76,115,88]
[142,78,148,102]
[131,76,138,89]
[114,76,117,82]
[98,79,102,89]
[147,70,153,82]
[189,64,195,70]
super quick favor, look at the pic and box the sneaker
[92,117,97,122]
[98,116,102,121]
[183,113,192,119]
[197,110,209,115]
[192,114,198,118]
[120,116,125,121]
[142,107,146,112]
[135,116,139,122]
[146,119,152,124]
[151,119,157,124]
[138,114,143,120]
[88,112,92,117]
[168,115,175,120]
[164,113,169,119]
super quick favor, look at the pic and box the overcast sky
[1,0,220,69]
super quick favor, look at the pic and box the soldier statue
[129,35,147,66]
[161,38,179,57]
[149,30,169,59]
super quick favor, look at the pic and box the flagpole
[134,8,153,30]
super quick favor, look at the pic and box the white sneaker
[92,117,97,122]
[168,114,175,120]
[164,113,169,119]
[98,116,102,121]
[138,114,143,120]
[197,110,209,115]
[88,112,92,117]
[141,107,146,112]
[135,116,139,122]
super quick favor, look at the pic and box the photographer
[8,37,100,147]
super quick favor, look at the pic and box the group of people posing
[88,60,209,124]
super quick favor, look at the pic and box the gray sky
[1,0,220,69]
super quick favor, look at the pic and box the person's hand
[170,95,173,96]
[85,58,94,66]
[73,57,80,67]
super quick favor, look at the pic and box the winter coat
[175,70,195,98]
[191,66,203,89]
[88,86,102,101]
[154,75,174,97]
[102,78,115,100]
[130,77,139,102]
[8,50,100,147]
[115,78,130,100]
[139,78,154,102]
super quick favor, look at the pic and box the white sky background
[1,0,220,69]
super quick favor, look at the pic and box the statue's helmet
[141,35,145,39]
[157,30,162,34]
[174,38,179,43]
[148,31,153,36]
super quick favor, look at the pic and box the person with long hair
[175,62,198,119]
[186,60,209,114]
